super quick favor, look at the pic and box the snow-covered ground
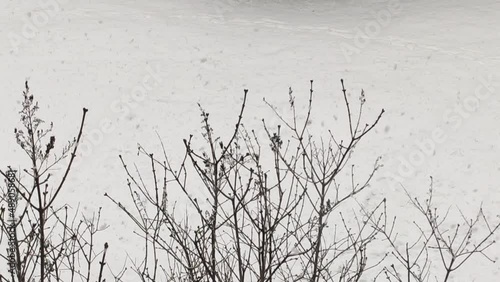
[1,0,499,280]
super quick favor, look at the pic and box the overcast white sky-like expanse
[1,0,499,280]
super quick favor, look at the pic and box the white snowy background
[1,0,499,280]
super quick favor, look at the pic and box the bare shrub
[0,82,109,282]
[4,79,495,282]
[108,79,389,281]
[372,177,500,282]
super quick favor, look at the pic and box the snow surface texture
[1,0,499,280]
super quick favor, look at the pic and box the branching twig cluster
[2,80,498,282]
[108,80,392,281]
[0,82,109,282]
[372,177,500,282]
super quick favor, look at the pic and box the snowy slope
[1,0,499,280]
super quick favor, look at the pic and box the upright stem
[443,258,454,282]
[211,195,218,282]
[310,183,326,282]
[211,161,219,282]
[28,111,46,281]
